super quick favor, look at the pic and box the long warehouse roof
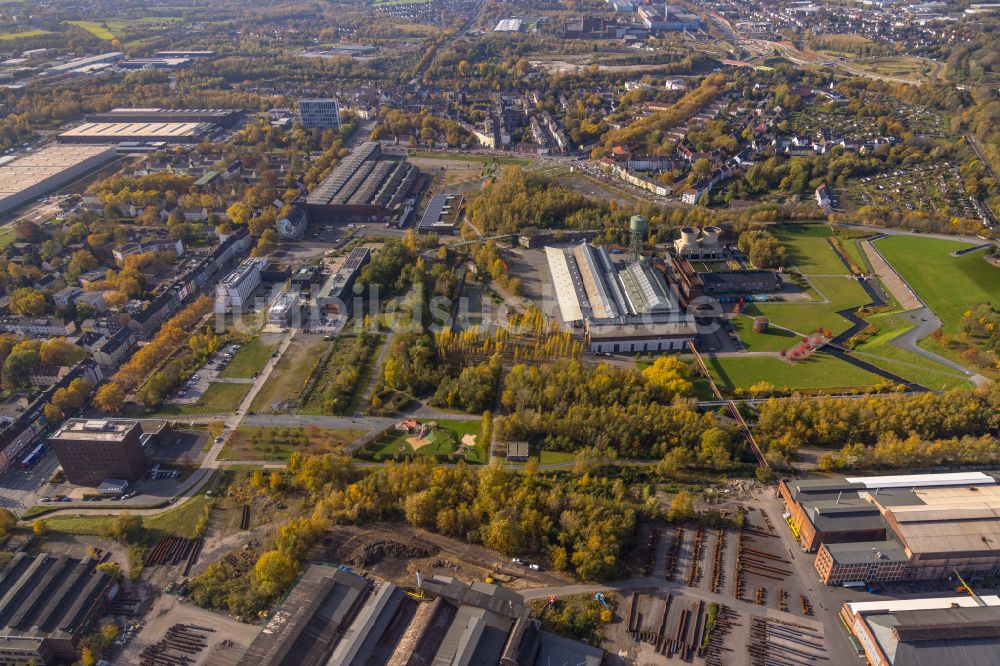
[0,145,115,198]
[60,122,207,138]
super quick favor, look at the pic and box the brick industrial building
[841,595,1000,666]
[304,142,420,225]
[49,419,150,485]
[779,472,1000,584]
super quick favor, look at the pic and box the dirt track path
[862,240,922,310]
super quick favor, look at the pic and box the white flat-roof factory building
[0,144,118,216]
[216,258,265,312]
[57,121,215,144]
[546,241,696,353]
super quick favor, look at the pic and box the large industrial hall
[545,216,696,353]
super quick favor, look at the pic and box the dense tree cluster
[818,433,1000,470]
[431,354,502,413]
[381,329,437,396]
[495,360,719,458]
[0,337,85,390]
[436,308,584,365]
[962,302,1000,355]
[737,229,788,269]
[371,109,471,147]
[470,240,522,295]
[317,460,637,580]
[755,385,1000,462]
[598,74,726,155]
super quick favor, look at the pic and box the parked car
[511,558,524,565]
[528,563,541,571]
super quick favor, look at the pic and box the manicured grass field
[851,311,974,390]
[220,425,364,461]
[0,29,52,40]
[157,382,249,416]
[771,223,849,275]
[707,352,882,391]
[219,339,273,378]
[835,235,875,274]
[730,315,800,352]
[739,224,871,337]
[875,236,1000,334]
[744,275,870,336]
[366,420,484,463]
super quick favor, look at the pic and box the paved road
[30,331,297,521]
[893,308,988,386]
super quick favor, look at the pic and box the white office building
[215,258,265,312]
[299,99,341,130]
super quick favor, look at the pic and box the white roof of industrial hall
[844,472,995,489]
[846,595,1000,615]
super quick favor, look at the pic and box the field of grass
[66,21,115,39]
[0,226,16,249]
[67,17,181,39]
[365,419,484,463]
[408,151,531,166]
[219,339,273,378]
[745,275,870,336]
[851,311,974,390]
[707,352,882,391]
[875,236,1000,334]
[250,335,328,412]
[42,494,212,539]
[157,382,249,416]
[771,224,848,275]
[730,315,800,352]
[0,29,52,40]
[220,425,364,461]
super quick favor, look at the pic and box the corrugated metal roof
[844,472,996,489]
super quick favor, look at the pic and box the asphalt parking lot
[166,344,243,405]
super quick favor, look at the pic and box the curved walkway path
[863,237,989,386]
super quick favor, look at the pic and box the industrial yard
[610,501,842,665]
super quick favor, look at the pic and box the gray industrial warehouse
[237,564,602,666]
[85,107,241,127]
[545,219,696,353]
[305,142,420,225]
[0,144,118,216]
[0,552,119,664]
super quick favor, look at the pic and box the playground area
[360,419,485,462]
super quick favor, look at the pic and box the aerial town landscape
[0,0,997,664]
